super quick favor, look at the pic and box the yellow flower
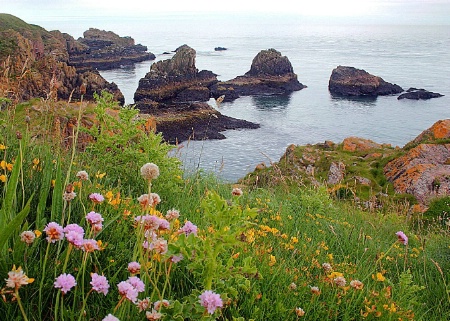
[0,144,6,150]
[373,272,385,282]
[232,252,240,259]
[95,171,106,179]
[268,255,276,266]
[0,174,6,183]
[0,160,5,169]
[32,158,40,166]
[105,191,114,201]
[6,163,13,171]
[34,230,42,237]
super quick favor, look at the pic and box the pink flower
[64,223,84,235]
[86,211,104,225]
[76,170,89,181]
[63,191,77,202]
[118,281,139,302]
[127,261,141,274]
[20,231,36,245]
[149,238,168,255]
[199,290,223,314]
[89,193,104,203]
[145,309,162,320]
[127,276,145,292]
[154,299,170,310]
[44,222,64,243]
[93,223,103,233]
[64,224,85,248]
[232,187,243,196]
[82,239,99,252]
[158,218,170,231]
[54,273,76,294]
[140,163,160,181]
[5,265,34,289]
[135,214,160,231]
[165,209,180,221]
[170,254,183,263]
[137,193,161,208]
[90,273,110,295]
[102,314,119,321]
[136,297,151,312]
[396,231,408,245]
[179,221,198,236]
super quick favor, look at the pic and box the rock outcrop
[406,119,450,147]
[328,66,403,97]
[342,137,384,152]
[398,88,444,100]
[134,45,218,112]
[0,14,124,104]
[133,45,259,142]
[67,28,155,71]
[384,144,450,204]
[210,48,306,102]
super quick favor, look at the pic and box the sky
[2,0,450,25]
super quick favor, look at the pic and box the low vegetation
[0,92,449,320]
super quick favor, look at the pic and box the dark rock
[328,66,403,97]
[398,88,444,100]
[134,45,218,109]
[154,102,259,143]
[67,28,155,71]
[210,48,306,102]
[214,47,227,51]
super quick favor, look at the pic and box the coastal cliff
[242,119,450,212]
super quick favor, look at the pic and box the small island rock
[329,66,403,97]
[398,88,444,100]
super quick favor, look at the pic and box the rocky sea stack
[68,28,155,71]
[210,48,306,102]
[328,66,403,97]
[134,45,259,143]
[0,14,124,103]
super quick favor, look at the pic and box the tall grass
[0,92,448,320]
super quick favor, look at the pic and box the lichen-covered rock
[406,119,450,147]
[210,48,306,102]
[329,66,403,97]
[342,137,383,152]
[134,45,218,111]
[328,162,346,185]
[384,144,450,204]
[67,28,155,71]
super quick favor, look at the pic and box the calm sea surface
[32,14,450,181]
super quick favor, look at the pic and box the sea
[28,14,450,182]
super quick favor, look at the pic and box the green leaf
[0,193,33,254]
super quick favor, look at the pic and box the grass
[0,93,449,320]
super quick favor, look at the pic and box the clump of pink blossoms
[199,290,223,314]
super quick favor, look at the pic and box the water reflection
[252,94,292,111]
[330,95,378,108]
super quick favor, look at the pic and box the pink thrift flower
[154,299,170,310]
[396,231,408,245]
[54,273,76,294]
[93,223,103,233]
[145,309,162,320]
[158,218,170,231]
[89,193,104,203]
[118,281,139,302]
[20,231,36,245]
[149,238,168,255]
[140,163,160,181]
[76,170,89,181]
[86,211,104,225]
[44,222,64,243]
[102,314,119,321]
[232,187,243,196]
[127,276,145,292]
[64,223,84,235]
[65,230,84,248]
[199,290,223,314]
[82,239,99,252]
[90,273,110,295]
[179,221,198,236]
[5,266,34,289]
[135,297,151,312]
[127,261,141,274]
[165,209,180,221]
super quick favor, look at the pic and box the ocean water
[31,14,450,181]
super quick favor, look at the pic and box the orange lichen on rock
[342,137,382,152]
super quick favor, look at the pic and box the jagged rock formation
[398,88,444,100]
[133,45,258,142]
[134,45,218,111]
[67,28,155,71]
[210,48,306,102]
[328,66,403,97]
[0,14,124,104]
[342,137,385,152]
[384,144,450,205]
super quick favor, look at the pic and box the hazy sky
[2,0,450,24]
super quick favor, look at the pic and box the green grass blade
[36,154,53,228]
[50,159,63,222]
[0,193,33,256]
[1,149,22,224]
